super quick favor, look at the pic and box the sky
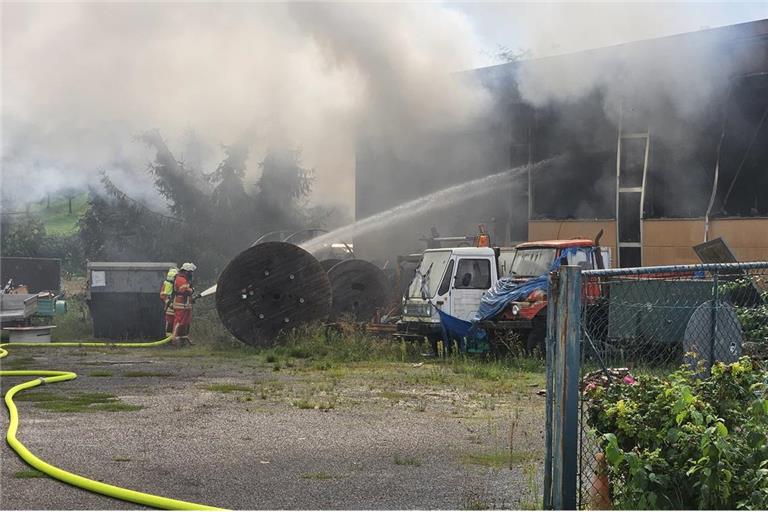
[1,2,767,214]
[457,2,768,66]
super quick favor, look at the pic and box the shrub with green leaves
[586,358,768,509]
[719,278,768,343]
[735,300,768,343]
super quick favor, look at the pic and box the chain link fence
[576,262,768,509]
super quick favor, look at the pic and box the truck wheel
[526,317,546,357]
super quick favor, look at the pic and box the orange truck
[476,238,610,353]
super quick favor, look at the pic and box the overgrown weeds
[51,294,95,342]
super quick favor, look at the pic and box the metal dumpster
[87,262,176,340]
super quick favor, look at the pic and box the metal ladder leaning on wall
[615,103,650,268]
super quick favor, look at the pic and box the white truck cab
[398,246,516,341]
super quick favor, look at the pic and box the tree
[0,215,46,256]
[80,131,326,281]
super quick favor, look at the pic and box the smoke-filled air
[300,159,558,255]
[2,2,766,274]
[3,5,768,509]
[1,2,488,209]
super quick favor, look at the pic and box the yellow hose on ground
[0,336,224,510]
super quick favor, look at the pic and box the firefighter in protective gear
[160,267,178,334]
[172,262,197,347]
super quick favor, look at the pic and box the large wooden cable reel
[319,259,342,272]
[326,259,391,321]
[215,242,332,346]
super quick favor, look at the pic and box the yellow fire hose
[0,337,224,510]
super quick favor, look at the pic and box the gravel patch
[1,346,545,509]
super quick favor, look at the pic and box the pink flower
[623,374,636,385]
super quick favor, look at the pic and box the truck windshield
[407,251,451,299]
[497,249,517,277]
[510,248,557,277]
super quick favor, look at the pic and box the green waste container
[607,279,713,344]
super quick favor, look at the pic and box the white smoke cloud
[1,2,489,212]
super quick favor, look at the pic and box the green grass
[15,391,143,413]
[393,455,422,466]
[2,356,38,370]
[13,469,47,479]
[27,192,89,235]
[301,472,337,480]
[203,383,253,393]
[88,370,114,377]
[123,371,172,378]
[460,450,538,469]
[297,361,544,397]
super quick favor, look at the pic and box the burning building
[355,18,768,267]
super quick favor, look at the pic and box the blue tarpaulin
[437,308,484,338]
[473,246,584,322]
[473,274,548,322]
[436,308,487,351]
[435,246,594,349]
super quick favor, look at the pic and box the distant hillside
[26,192,89,235]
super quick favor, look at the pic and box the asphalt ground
[0,345,546,510]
